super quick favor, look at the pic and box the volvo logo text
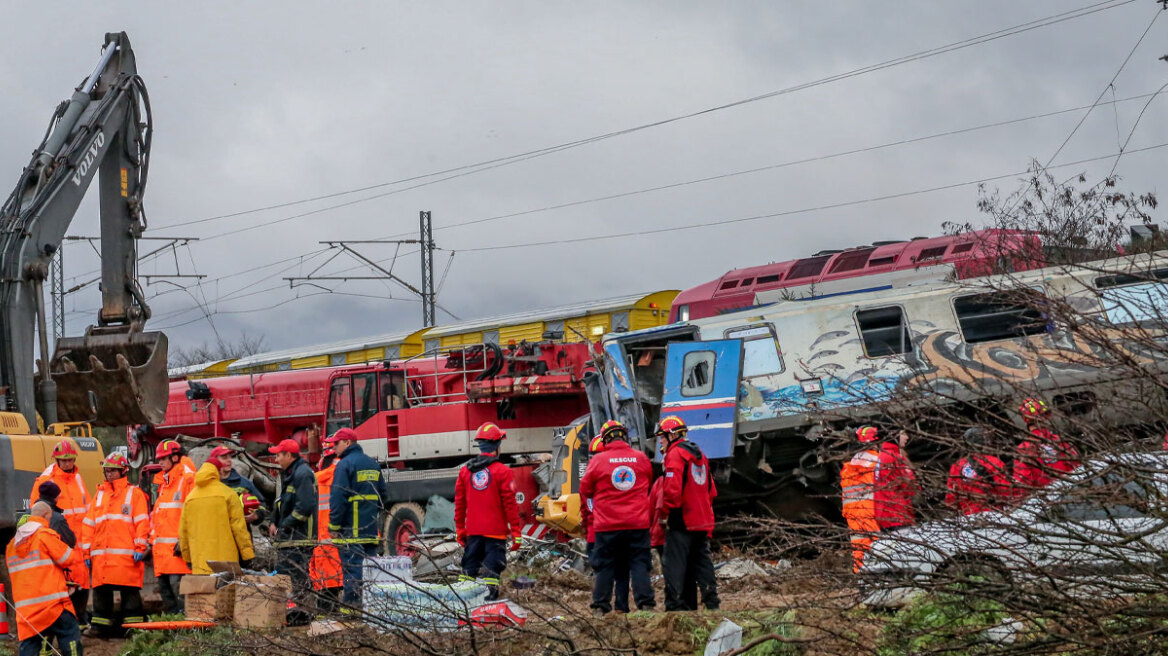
[71,131,105,186]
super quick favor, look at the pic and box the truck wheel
[384,502,425,558]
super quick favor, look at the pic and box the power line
[452,142,1168,253]
[146,0,1135,237]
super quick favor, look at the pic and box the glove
[456,531,466,547]
[241,558,254,570]
[84,559,91,569]
[133,551,147,564]
[173,543,183,558]
[510,535,522,552]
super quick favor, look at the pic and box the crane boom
[0,32,168,429]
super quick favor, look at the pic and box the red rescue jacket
[945,454,1011,515]
[1013,428,1079,497]
[579,440,652,533]
[662,440,717,534]
[648,477,666,547]
[454,455,522,539]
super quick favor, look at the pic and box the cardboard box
[180,575,235,621]
[233,574,291,629]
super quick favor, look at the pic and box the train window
[381,371,407,410]
[954,289,1048,344]
[740,278,754,286]
[725,324,784,377]
[829,248,875,274]
[952,243,974,254]
[787,256,831,280]
[756,274,782,285]
[917,246,948,261]
[325,377,352,435]
[719,280,739,290]
[1094,268,1168,289]
[856,306,912,357]
[352,372,378,426]
[681,351,716,397]
[868,256,896,267]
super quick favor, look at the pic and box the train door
[660,340,743,459]
[326,376,352,435]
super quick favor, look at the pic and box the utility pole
[49,247,64,340]
[420,210,436,327]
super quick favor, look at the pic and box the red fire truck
[140,341,595,554]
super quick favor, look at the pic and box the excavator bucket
[50,330,169,426]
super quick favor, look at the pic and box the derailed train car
[542,251,1168,524]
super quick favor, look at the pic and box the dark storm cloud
[1,2,1164,354]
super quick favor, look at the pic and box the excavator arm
[0,32,167,429]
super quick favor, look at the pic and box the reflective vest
[31,464,89,540]
[30,463,91,589]
[82,477,150,588]
[150,464,196,575]
[840,444,917,530]
[310,463,343,590]
[5,516,78,641]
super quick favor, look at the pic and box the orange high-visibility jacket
[150,464,196,575]
[310,463,343,591]
[840,443,918,530]
[81,476,150,588]
[5,516,80,641]
[30,463,91,589]
[30,463,90,539]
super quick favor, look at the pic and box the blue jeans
[340,544,377,605]
[19,609,81,656]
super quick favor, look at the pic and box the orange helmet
[597,419,628,443]
[655,415,687,437]
[101,452,130,471]
[155,440,182,460]
[856,426,880,443]
[588,435,606,454]
[1019,398,1051,421]
[241,493,261,512]
[52,440,78,460]
[475,423,507,442]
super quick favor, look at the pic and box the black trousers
[156,573,184,615]
[91,584,144,636]
[591,529,654,613]
[587,541,631,612]
[277,546,313,625]
[663,530,719,611]
[69,587,90,625]
[461,536,507,600]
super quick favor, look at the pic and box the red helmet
[101,453,130,471]
[655,415,687,437]
[1019,398,1051,421]
[597,419,628,443]
[207,446,233,470]
[318,447,337,471]
[856,426,880,443]
[322,427,358,446]
[241,493,261,512]
[475,423,507,442]
[155,440,182,460]
[52,440,78,460]
[588,435,606,454]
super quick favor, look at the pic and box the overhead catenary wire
[146,0,1136,237]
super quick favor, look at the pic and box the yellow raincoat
[178,462,255,575]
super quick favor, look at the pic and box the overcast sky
[2,1,1165,359]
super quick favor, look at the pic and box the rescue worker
[37,481,77,547]
[269,438,317,619]
[454,423,522,602]
[839,426,918,573]
[30,439,90,625]
[658,416,720,611]
[82,453,149,638]
[579,419,655,615]
[584,433,631,613]
[325,428,387,606]
[178,453,255,575]
[945,427,1012,515]
[149,440,196,614]
[1013,398,1080,498]
[6,501,84,656]
[310,447,343,613]
[212,445,263,500]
